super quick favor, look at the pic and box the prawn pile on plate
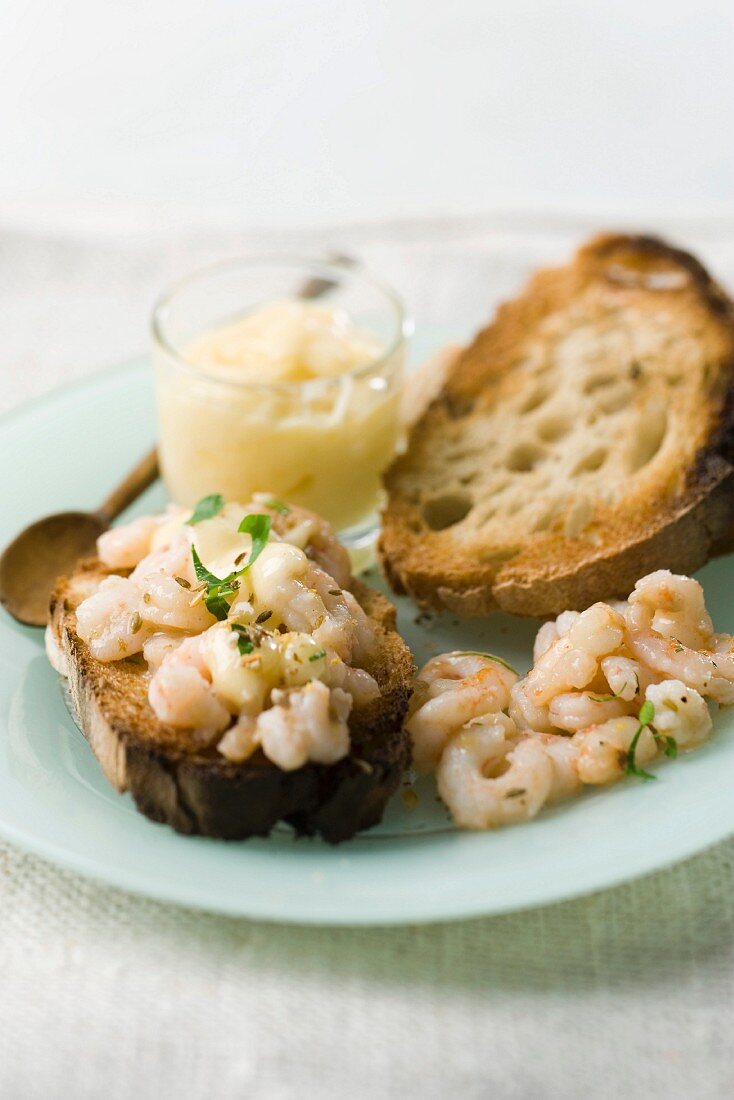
[406,570,734,829]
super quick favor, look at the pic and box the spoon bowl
[0,447,159,628]
[0,512,107,626]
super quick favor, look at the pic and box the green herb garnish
[231,623,255,656]
[653,731,678,759]
[188,493,224,525]
[237,513,272,569]
[590,684,628,703]
[309,649,327,662]
[191,512,272,621]
[191,547,234,620]
[625,699,657,781]
[191,548,244,620]
[265,498,290,515]
[457,651,518,676]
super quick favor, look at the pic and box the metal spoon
[0,448,159,627]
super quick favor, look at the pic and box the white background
[1,0,733,233]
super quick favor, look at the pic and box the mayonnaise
[154,299,404,531]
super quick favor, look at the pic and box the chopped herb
[190,513,272,621]
[191,546,224,588]
[457,651,518,676]
[505,787,526,799]
[265,498,290,515]
[625,699,656,781]
[309,649,327,662]
[173,576,191,589]
[255,610,273,625]
[188,493,224,525]
[674,646,684,653]
[653,731,678,759]
[590,684,627,703]
[237,513,272,570]
[231,623,254,656]
[129,611,142,635]
[191,547,239,621]
[638,699,655,726]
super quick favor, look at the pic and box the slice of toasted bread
[380,233,734,618]
[49,560,414,844]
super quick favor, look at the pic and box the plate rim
[2,359,734,925]
[0,797,727,926]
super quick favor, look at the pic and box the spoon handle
[96,447,159,525]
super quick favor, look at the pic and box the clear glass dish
[151,255,411,542]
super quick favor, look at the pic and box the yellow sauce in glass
[155,300,403,531]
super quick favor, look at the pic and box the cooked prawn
[548,691,633,733]
[626,571,734,702]
[523,603,626,706]
[574,716,655,784]
[148,634,230,737]
[97,515,160,571]
[436,717,556,829]
[645,680,712,749]
[255,681,352,770]
[75,576,153,661]
[407,652,518,771]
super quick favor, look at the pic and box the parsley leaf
[237,513,272,569]
[265,498,290,515]
[191,513,272,622]
[231,623,254,656]
[639,699,655,726]
[309,649,327,662]
[191,547,238,621]
[653,731,678,759]
[188,493,224,525]
[191,545,224,588]
[625,700,657,781]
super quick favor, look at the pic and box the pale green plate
[1,359,734,925]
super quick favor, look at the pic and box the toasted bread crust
[50,562,414,843]
[380,233,734,617]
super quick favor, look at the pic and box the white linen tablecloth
[3,213,734,1100]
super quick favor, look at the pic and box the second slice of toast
[380,233,734,617]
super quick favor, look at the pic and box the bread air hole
[628,405,668,473]
[519,384,550,414]
[536,415,571,443]
[572,447,608,476]
[421,492,473,530]
[505,441,546,472]
[532,507,557,533]
[584,373,616,394]
[597,386,634,414]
